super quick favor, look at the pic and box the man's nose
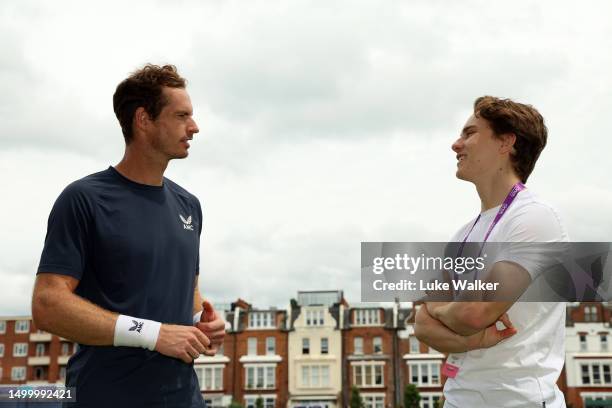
[451,138,463,153]
[189,118,199,135]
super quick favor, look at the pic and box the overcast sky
[1,0,611,315]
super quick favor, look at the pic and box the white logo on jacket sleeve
[179,214,194,230]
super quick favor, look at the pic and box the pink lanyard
[457,182,526,258]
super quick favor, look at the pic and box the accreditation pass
[0,385,76,402]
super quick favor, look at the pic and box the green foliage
[404,384,421,408]
[255,396,264,408]
[228,400,243,408]
[349,386,365,408]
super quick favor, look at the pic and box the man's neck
[474,171,522,213]
[115,146,169,187]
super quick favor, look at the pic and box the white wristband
[113,314,161,351]
[193,311,202,325]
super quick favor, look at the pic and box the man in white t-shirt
[414,96,568,407]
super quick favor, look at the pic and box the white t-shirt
[443,188,569,408]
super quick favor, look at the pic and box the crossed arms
[414,261,531,353]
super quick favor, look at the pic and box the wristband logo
[179,214,194,231]
[129,320,144,333]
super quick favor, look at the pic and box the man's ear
[499,132,517,155]
[133,107,151,136]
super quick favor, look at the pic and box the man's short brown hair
[113,64,186,144]
[474,96,548,183]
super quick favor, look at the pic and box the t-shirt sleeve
[493,203,568,280]
[37,183,94,280]
[194,196,203,276]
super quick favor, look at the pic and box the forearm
[414,306,470,353]
[33,285,117,345]
[193,277,203,315]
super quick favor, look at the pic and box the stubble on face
[149,87,196,161]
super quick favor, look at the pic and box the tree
[404,384,421,408]
[255,396,264,408]
[349,386,365,408]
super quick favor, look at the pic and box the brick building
[0,317,76,385]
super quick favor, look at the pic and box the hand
[465,313,517,351]
[155,324,211,364]
[195,300,226,356]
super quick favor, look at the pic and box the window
[15,320,30,333]
[0,368,2,382]
[409,362,441,386]
[248,312,275,329]
[13,343,28,357]
[362,394,384,408]
[373,337,382,354]
[580,334,588,351]
[245,396,276,408]
[409,336,420,354]
[36,343,45,356]
[353,363,384,387]
[585,305,598,322]
[11,367,26,381]
[245,365,275,389]
[61,343,71,356]
[354,337,363,355]
[602,334,608,351]
[0,343,4,358]
[34,367,46,381]
[266,337,276,355]
[321,338,329,355]
[581,363,612,385]
[204,396,225,408]
[302,338,310,354]
[355,309,380,325]
[218,343,224,355]
[194,366,223,390]
[59,366,67,380]
[420,394,442,408]
[301,365,330,387]
[305,309,325,326]
[0,321,5,334]
[248,337,257,355]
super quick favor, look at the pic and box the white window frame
[266,337,276,355]
[302,337,310,354]
[15,320,30,333]
[245,364,276,390]
[305,309,325,326]
[13,343,28,357]
[601,334,609,351]
[194,365,223,391]
[34,366,46,380]
[361,393,385,408]
[409,361,441,386]
[245,395,276,408]
[0,321,6,334]
[354,309,380,326]
[59,366,67,380]
[248,312,275,329]
[248,337,257,355]
[203,396,225,408]
[580,362,612,385]
[11,366,26,381]
[373,336,383,354]
[409,336,420,354]
[301,364,330,388]
[354,337,363,355]
[321,337,329,355]
[61,342,71,356]
[0,343,4,358]
[35,343,45,356]
[579,334,588,351]
[419,392,443,408]
[352,362,385,387]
